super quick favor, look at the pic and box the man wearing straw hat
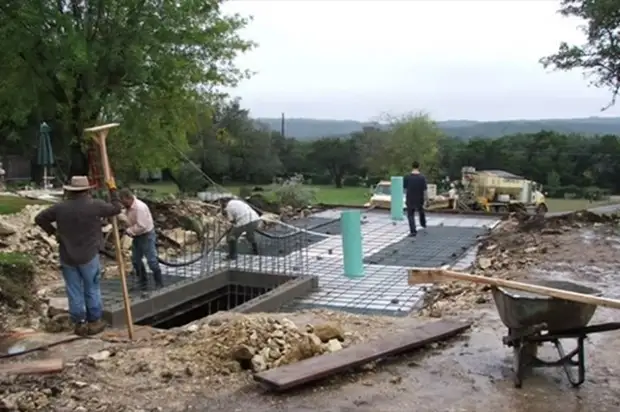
[34,176,122,336]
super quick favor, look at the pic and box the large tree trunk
[67,77,95,179]
[68,142,88,178]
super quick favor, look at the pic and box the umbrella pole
[43,167,48,189]
[84,123,134,340]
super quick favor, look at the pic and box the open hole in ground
[120,270,318,330]
[138,284,276,329]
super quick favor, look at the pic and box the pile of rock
[102,315,352,381]
[171,316,348,375]
[0,204,59,270]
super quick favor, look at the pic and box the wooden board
[0,359,64,376]
[254,320,471,391]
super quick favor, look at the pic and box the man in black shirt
[35,176,122,336]
[403,161,427,236]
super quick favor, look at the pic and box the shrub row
[303,174,384,187]
[546,185,610,201]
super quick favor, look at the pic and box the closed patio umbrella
[37,122,54,188]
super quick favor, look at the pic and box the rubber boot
[134,265,148,292]
[152,269,164,289]
[226,240,238,260]
[251,241,259,255]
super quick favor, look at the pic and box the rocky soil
[0,311,396,411]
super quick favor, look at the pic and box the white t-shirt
[225,199,260,227]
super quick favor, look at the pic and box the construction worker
[34,176,121,336]
[219,197,260,260]
[403,161,428,237]
[448,183,458,210]
[118,188,164,292]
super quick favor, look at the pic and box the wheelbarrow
[408,268,620,389]
[492,280,620,388]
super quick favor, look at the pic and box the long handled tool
[408,267,620,310]
[84,123,134,339]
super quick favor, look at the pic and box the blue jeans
[131,231,163,288]
[60,255,103,324]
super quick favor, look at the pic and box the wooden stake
[84,123,134,339]
[408,267,620,310]
[0,358,64,376]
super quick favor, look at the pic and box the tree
[541,0,620,109]
[376,113,443,179]
[310,137,359,187]
[0,0,254,177]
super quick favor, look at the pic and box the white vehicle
[364,180,437,209]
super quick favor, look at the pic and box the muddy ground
[2,216,620,411]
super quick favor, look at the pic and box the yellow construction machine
[455,167,547,215]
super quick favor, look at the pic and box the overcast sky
[223,0,620,122]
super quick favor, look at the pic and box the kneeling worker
[220,197,260,260]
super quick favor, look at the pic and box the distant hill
[257,117,620,140]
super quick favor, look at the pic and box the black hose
[99,216,336,269]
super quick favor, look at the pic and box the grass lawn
[131,181,179,196]
[545,198,620,213]
[129,181,620,212]
[131,181,371,205]
[0,195,51,215]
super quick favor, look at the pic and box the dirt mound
[105,315,351,380]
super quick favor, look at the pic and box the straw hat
[63,176,94,191]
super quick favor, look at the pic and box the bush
[365,175,383,187]
[0,252,36,308]
[546,185,609,200]
[342,175,362,187]
[174,163,209,194]
[238,186,253,199]
[304,173,332,185]
[583,186,609,201]
[270,174,317,209]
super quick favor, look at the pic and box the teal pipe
[340,210,364,278]
[391,176,405,220]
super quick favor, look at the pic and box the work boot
[74,322,88,337]
[251,242,259,255]
[87,319,106,336]
[225,240,238,260]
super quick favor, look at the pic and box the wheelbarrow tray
[491,280,601,332]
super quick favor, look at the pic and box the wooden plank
[408,268,620,309]
[0,359,64,376]
[254,320,471,391]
